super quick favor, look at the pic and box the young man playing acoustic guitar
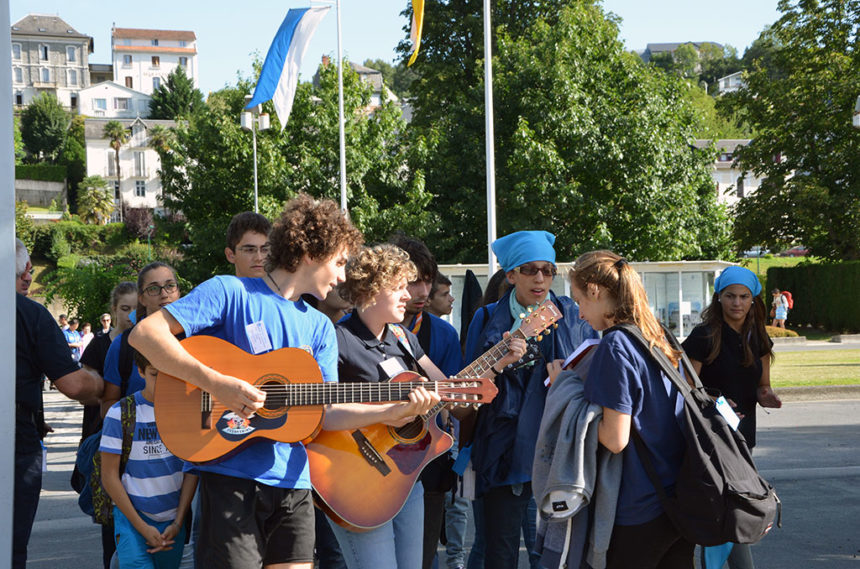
[130,194,441,569]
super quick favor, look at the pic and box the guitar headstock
[517,299,563,341]
[437,377,499,406]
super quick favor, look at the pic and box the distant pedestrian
[771,288,789,329]
[683,266,782,569]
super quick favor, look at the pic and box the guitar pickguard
[215,411,287,442]
[386,431,432,475]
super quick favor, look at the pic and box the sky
[11,0,782,96]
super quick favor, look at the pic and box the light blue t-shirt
[100,391,185,522]
[583,329,686,525]
[163,275,338,488]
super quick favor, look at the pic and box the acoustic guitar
[154,335,497,463]
[307,300,563,531]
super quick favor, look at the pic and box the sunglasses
[514,264,557,278]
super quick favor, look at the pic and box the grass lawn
[771,349,860,387]
[736,255,816,279]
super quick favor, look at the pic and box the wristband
[490,365,502,375]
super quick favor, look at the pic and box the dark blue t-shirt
[583,329,686,525]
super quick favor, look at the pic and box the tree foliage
[719,0,860,260]
[20,92,68,162]
[103,120,130,220]
[400,0,732,262]
[154,62,431,283]
[77,176,114,225]
[148,66,205,120]
[362,58,418,98]
[60,115,87,211]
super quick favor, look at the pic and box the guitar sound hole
[394,416,425,440]
[262,380,283,410]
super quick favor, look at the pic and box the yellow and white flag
[407,0,425,66]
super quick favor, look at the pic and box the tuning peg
[519,313,526,319]
[536,334,543,342]
[553,323,559,329]
[527,306,533,313]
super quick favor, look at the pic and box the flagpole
[483,0,497,281]
[336,0,348,211]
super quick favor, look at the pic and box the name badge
[715,396,740,431]
[245,321,273,355]
[379,357,406,379]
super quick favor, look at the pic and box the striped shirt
[100,391,184,522]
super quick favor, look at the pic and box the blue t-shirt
[163,275,338,488]
[422,313,465,378]
[100,391,186,522]
[104,333,145,395]
[64,328,82,361]
[583,329,685,525]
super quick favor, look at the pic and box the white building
[716,71,745,95]
[111,27,198,95]
[694,139,763,208]
[79,81,151,119]
[10,14,93,110]
[85,117,176,217]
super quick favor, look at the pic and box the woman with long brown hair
[569,250,693,568]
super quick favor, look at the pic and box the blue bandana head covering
[715,266,761,296]
[492,230,556,272]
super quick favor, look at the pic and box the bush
[767,261,860,333]
[31,220,135,260]
[766,326,799,338]
[15,163,67,182]
[49,231,71,261]
[15,201,35,251]
[43,259,138,325]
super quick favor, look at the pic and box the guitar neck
[455,329,527,379]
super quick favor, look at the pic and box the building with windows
[694,139,763,208]
[10,14,93,110]
[84,117,176,218]
[79,81,151,119]
[111,27,197,95]
[716,71,745,94]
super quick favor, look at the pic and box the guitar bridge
[351,430,391,476]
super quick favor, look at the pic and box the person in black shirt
[682,266,781,569]
[16,285,104,568]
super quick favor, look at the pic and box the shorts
[196,472,314,569]
[113,506,186,569]
[775,306,788,320]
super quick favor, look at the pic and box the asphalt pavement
[26,388,860,568]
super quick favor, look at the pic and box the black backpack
[609,323,781,546]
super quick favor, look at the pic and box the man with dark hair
[428,273,455,318]
[64,318,83,362]
[224,211,272,278]
[15,242,104,569]
[58,314,69,330]
[131,194,440,569]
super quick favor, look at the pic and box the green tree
[719,0,860,260]
[700,45,742,94]
[148,66,205,120]
[77,176,115,224]
[20,92,68,162]
[15,201,36,251]
[363,58,418,98]
[154,62,430,283]
[673,43,701,79]
[401,0,731,262]
[103,120,130,222]
[60,115,87,211]
[13,116,25,163]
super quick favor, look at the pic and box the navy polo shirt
[336,312,425,383]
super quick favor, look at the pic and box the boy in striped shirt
[100,350,197,569]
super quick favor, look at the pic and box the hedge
[766,262,860,333]
[16,163,67,182]
[30,221,133,262]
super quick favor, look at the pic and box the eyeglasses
[514,264,557,278]
[143,282,179,297]
[237,245,271,255]
[17,268,34,277]
[101,318,111,323]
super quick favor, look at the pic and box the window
[15,92,23,106]
[736,177,745,198]
[40,45,48,60]
[123,54,132,66]
[114,180,120,198]
[179,56,188,67]
[135,180,146,197]
[114,98,130,110]
[94,98,107,110]
[179,40,186,47]
[70,94,77,109]
[125,77,133,89]
[66,46,76,62]
[152,77,161,90]
[68,69,77,85]
[151,39,159,46]
[13,67,22,83]
[107,152,116,176]
[134,152,146,177]
[151,56,160,68]
[40,68,50,83]
[12,44,21,60]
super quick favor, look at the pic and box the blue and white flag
[246,6,330,129]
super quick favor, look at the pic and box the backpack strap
[118,329,134,397]
[387,323,428,377]
[118,394,136,473]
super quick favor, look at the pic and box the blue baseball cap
[715,266,761,296]
[492,230,556,272]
